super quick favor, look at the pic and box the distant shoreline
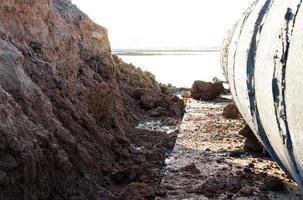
[112,48,220,56]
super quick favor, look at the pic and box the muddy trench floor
[154,97,303,200]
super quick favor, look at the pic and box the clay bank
[0,0,185,199]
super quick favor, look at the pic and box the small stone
[239,186,254,196]
[92,31,102,40]
[181,163,200,174]
[248,163,255,168]
[243,167,252,174]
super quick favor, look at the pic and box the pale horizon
[71,0,254,49]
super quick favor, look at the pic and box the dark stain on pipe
[245,0,290,177]
[231,1,258,114]
[272,1,303,184]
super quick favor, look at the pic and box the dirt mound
[239,125,264,153]
[190,80,224,101]
[137,91,185,118]
[0,0,184,199]
[223,103,242,119]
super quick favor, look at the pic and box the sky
[71,0,254,49]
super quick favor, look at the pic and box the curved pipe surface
[221,0,303,185]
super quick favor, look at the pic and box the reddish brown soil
[0,1,184,199]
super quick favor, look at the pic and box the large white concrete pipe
[221,0,303,185]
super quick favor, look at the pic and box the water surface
[116,50,224,88]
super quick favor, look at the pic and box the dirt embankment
[0,1,184,199]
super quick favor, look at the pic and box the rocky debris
[0,0,184,199]
[239,125,264,153]
[190,80,224,101]
[223,103,242,119]
[119,182,155,200]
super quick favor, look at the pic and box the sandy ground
[157,97,303,200]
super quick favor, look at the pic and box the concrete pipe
[221,0,303,185]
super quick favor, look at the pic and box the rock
[262,177,285,191]
[222,103,241,119]
[120,182,155,200]
[239,125,264,153]
[239,186,254,196]
[239,125,255,138]
[91,31,103,40]
[248,163,255,168]
[243,167,252,174]
[190,80,224,101]
[181,163,200,174]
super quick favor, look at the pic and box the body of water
[115,49,225,88]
